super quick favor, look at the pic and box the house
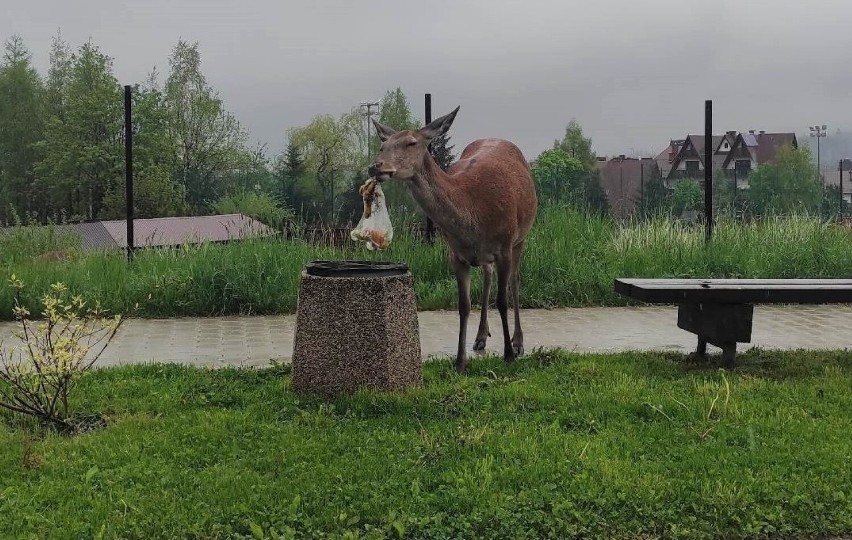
[654,139,685,179]
[720,131,798,188]
[665,130,797,188]
[596,156,662,219]
[1,214,278,252]
[665,131,737,186]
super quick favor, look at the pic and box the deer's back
[446,138,537,243]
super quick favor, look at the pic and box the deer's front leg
[451,255,472,374]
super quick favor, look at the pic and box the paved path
[1,305,849,369]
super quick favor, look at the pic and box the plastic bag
[350,178,393,251]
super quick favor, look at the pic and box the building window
[685,160,700,177]
[735,159,751,178]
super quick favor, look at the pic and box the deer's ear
[420,106,460,140]
[372,119,397,142]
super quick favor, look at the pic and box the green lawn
[1,349,851,539]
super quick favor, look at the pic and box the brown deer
[370,106,537,373]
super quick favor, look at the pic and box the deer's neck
[408,157,475,240]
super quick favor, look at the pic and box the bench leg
[678,303,752,367]
[721,342,737,369]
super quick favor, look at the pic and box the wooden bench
[614,278,852,367]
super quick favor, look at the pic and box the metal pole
[640,159,644,217]
[124,85,135,261]
[424,93,435,244]
[841,159,844,220]
[817,135,821,181]
[704,100,713,243]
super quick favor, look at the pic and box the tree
[44,29,72,121]
[370,88,422,216]
[278,140,304,200]
[164,40,248,212]
[212,190,293,230]
[34,40,123,221]
[554,119,596,170]
[671,179,704,217]
[429,133,456,171]
[101,70,190,219]
[747,145,821,216]
[637,175,670,219]
[287,112,360,223]
[531,148,585,205]
[0,35,45,223]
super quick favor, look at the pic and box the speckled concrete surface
[291,270,421,396]
[0,305,850,369]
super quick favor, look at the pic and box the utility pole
[810,124,827,181]
[124,85,135,262]
[360,101,380,162]
[424,93,435,243]
[704,100,713,244]
[840,159,845,221]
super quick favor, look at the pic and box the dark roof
[754,133,798,163]
[101,214,277,248]
[721,132,798,169]
[0,214,278,252]
[56,222,119,250]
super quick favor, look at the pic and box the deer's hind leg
[510,242,525,357]
[473,263,492,351]
[495,253,515,362]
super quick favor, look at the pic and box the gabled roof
[666,134,726,178]
[721,132,798,169]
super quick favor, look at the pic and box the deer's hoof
[455,358,468,374]
[512,343,525,357]
[473,338,487,351]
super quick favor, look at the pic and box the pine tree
[0,35,45,223]
[429,133,456,171]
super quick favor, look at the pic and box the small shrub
[0,276,121,432]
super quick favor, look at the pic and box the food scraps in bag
[350,178,393,251]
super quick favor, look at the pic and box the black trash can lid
[305,260,409,277]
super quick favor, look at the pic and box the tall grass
[2,207,852,320]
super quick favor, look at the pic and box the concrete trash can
[291,260,422,396]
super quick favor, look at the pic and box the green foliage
[636,176,671,219]
[0,223,80,266]
[287,112,361,223]
[164,40,248,212]
[553,119,596,170]
[0,279,120,432]
[101,165,187,219]
[212,191,293,230]
[34,40,123,221]
[747,145,821,215]
[671,179,704,216]
[1,349,852,537]
[0,35,46,223]
[531,148,585,205]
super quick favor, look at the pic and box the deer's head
[369,106,459,181]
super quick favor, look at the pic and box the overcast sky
[4,0,851,160]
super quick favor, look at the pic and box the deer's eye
[407,140,417,146]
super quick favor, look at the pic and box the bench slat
[614,278,852,304]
